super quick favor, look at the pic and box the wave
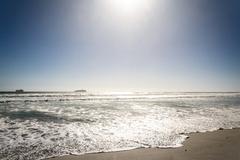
[1,92,240,104]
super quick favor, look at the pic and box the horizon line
[0,90,240,94]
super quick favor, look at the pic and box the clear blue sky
[0,0,239,92]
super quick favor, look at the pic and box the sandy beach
[47,128,240,160]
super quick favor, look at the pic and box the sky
[0,0,240,92]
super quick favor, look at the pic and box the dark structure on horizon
[15,89,24,93]
[75,89,87,93]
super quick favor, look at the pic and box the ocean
[0,92,240,160]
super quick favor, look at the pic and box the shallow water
[1,92,240,160]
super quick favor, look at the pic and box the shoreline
[46,128,240,160]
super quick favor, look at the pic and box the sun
[106,0,153,19]
[111,0,148,14]
[94,0,157,30]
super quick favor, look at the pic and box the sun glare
[106,0,153,18]
[111,0,148,14]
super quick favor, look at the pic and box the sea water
[0,92,240,160]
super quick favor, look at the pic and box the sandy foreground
[47,128,240,160]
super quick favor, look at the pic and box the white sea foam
[0,92,240,160]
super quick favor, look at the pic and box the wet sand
[47,128,240,160]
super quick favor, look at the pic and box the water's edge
[44,127,239,160]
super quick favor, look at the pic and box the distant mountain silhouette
[74,89,87,93]
[15,89,24,93]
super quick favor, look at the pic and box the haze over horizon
[0,0,240,92]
